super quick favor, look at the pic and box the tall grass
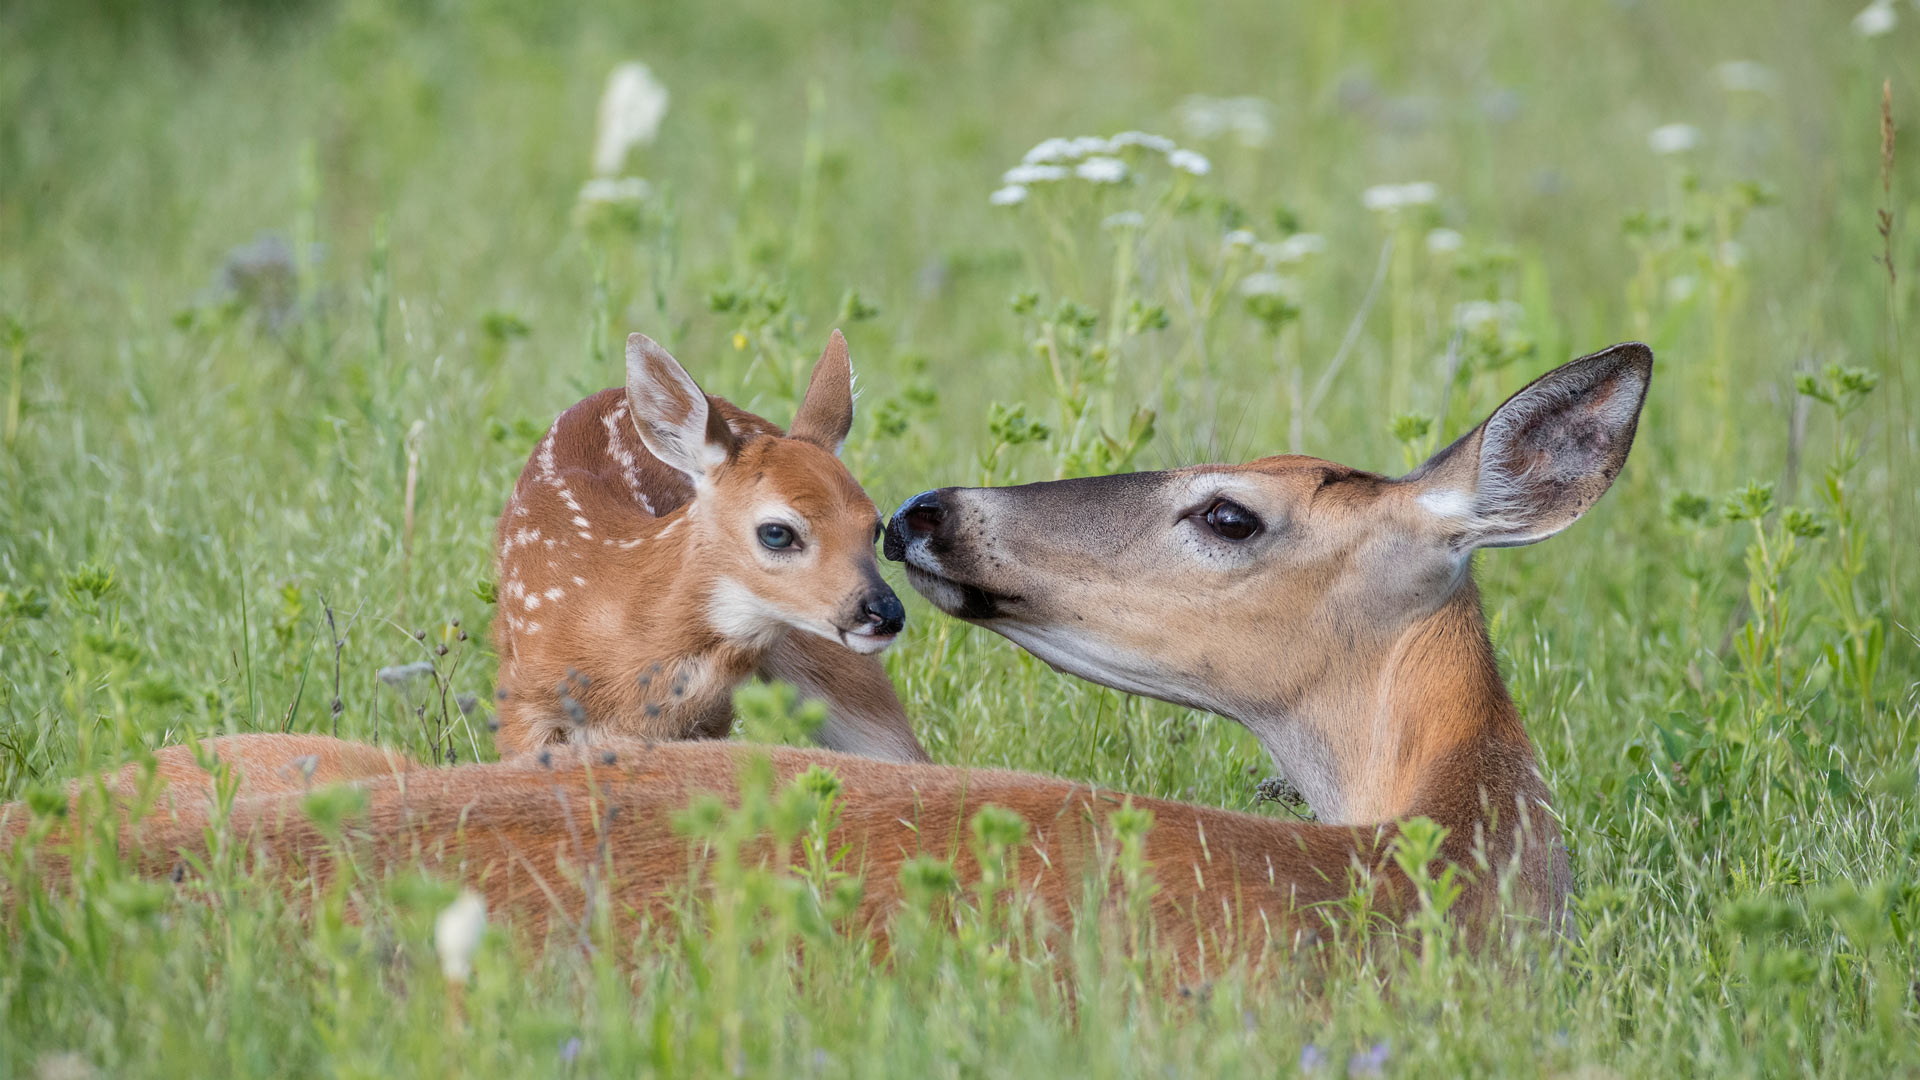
[1,0,1915,1075]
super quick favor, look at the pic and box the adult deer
[491,330,927,763]
[5,345,1650,973]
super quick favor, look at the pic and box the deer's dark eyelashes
[1194,498,1261,541]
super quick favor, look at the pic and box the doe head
[885,343,1653,718]
[625,329,903,655]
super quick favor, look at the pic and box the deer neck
[1243,575,1544,830]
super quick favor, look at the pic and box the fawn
[490,330,927,762]
[9,344,1651,976]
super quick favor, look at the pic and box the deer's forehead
[1168,456,1380,497]
[721,439,875,519]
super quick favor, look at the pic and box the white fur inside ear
[1417,489,1474,520]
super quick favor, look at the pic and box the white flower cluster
[580,61,668,207]
[1714,61,1777,94]
[1237,271,1298,299]
[592,62,669,176]
[1647,123,1700,155]
[1453,299,1525,332]
[1361,181,1439,213]
[1227,229,1326,299]
[1177,95,1273,147]
[579,177,654,205]
[1852,0,1896,37]
[990,131,1213,207]
[1425,228,1464,255]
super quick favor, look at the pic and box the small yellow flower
[732,331,748,351]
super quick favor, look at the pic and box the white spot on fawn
[572,516,592,528]
[524,594,542,610]
[572,575,587,586]
[544,586,565,601]
[706,577,790,648]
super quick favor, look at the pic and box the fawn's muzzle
[859,589,906,637]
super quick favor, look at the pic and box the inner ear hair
[1412,342,1652,549]
[703,402,738,463]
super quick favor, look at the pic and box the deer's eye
[1202,499,1262,541]
[757,523,797,550]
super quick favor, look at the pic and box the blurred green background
[2,0,1916,1075]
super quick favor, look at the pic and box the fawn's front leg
[758,632,929,763]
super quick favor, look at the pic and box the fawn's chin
[837,627,897,655]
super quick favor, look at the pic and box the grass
[2,0,1917,1075]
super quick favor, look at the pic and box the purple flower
[1348,1040,1391,1077]
[559,1037,582,1064]
[1300,1044,1328,1072]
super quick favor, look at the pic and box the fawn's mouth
[837,624,897,654]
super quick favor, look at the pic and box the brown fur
[491,331,927,763]
[4,344,1652,974]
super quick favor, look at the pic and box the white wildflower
[1237,271,1298,298]
[1167,149,1211,175]
[1852,0,1897,36]
[1647,123,1701,155]
[1665,276,1699,304]
[1362,182,1438,213]
[1425,228,1465,255]
[1177,95,1273,146]
[1713,61,1777,94]
[1102,210,1145,230]
[1261,232,1326,263]
[1075,156,1129,183]
[989,185,1029,207]
[435,890,487,982]
[1069,135,1114,157]
[1223,228,1257,249]
[1002,163,1069,184]
[1022,137,1079,164]
[1453,299,1524,331]
[1109,130,1176,153]
[591,62,670,177]
[1717,240,1745,268]
[578,177,653,204]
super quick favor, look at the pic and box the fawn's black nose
[884,490,947,561]
[860,589,906,636]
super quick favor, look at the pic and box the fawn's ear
[788,329,856,455]
[625,333,736,481]
[1408,342,1652,550]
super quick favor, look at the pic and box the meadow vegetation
[1,0,1916,1075]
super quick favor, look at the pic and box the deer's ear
[1409,342,1652,550]
[625,333,735,481]
[788,329,856,455]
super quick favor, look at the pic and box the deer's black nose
[860,589,906,636]
[885,490,947,561]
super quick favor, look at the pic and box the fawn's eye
[1202,499,1262,541]
[757,523,797,550]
